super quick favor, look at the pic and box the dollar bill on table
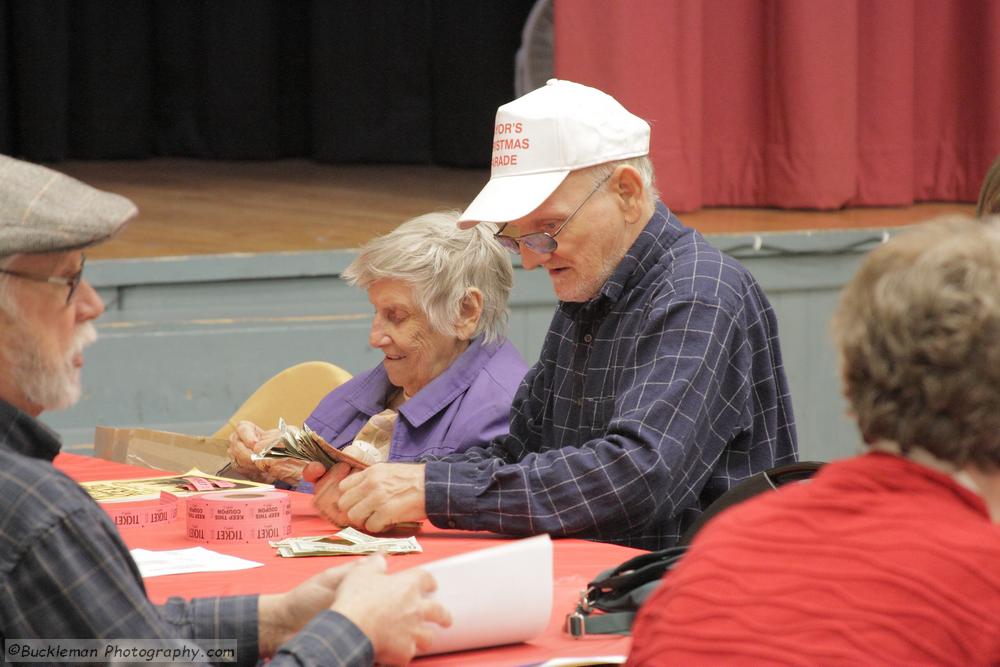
[251,419,371,470]
[271,526,422,558]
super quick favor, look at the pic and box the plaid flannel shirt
[424,203,797,550]
[0,399,372,667]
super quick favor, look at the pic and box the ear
[455,288,484,340]
[612,165,645,224]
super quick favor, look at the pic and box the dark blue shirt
[0,399,372,666]
[424,203,797,550]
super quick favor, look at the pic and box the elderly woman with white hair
[227,210,528,485]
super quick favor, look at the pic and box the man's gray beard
[557,253,621,303]
[7,321,97,411]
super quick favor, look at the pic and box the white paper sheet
[130,547,264,578]
[415,534,553,656]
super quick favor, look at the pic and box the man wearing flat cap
[312,80,798,551]
[0,155,449,666]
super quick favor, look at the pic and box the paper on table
[130,547,264,578]
[84,469,273,503]
[415,534,553,656]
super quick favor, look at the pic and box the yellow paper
[82,469,273,503]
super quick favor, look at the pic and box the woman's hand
[257,456,309,486]
[226,420,281,483]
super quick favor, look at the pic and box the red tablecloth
[56,453,637,666]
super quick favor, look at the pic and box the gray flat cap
[0,154,137,257]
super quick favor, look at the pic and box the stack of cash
[251,419,369,469]
[271,527,422,558]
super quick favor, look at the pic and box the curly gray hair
[342,211,513,344]
[832,215,1000,468]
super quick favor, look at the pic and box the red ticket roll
[186,490,292,544]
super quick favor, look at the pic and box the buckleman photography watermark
[4,639,237,663]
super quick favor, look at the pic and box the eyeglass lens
[0,256,85,305]
[494,172,611,256]
[66,270,82,303]
[496,231,557,255]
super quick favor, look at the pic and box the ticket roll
[186,490,292,544]
[102,492,180,529]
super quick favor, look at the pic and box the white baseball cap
[458,79,650,229]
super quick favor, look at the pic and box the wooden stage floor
[53,159,976,260]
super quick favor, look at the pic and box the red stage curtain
[554,0,1000,212]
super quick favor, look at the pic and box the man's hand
[256,561,356,655]
[331,555,451,665]
[339,463,428,533]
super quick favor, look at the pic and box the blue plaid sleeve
[1,504,261,666]
[270,611,373,666]
[0,464,373,667]
[427,293,749,547]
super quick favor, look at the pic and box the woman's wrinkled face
[366,278,467,396]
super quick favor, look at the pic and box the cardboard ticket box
[94,426,230,475]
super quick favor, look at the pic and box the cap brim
[458,171,570,229]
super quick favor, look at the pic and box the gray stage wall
[49,228,895,461]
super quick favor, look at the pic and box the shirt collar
[845,452,991,519]
[869,440,986,504]
[0,398,62,462]
[561,201,683,318]
[343,337,498,428]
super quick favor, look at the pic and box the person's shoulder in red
[627,453,1000,666]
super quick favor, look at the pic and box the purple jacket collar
[343,336,503,428]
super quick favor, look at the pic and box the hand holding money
[257,456,310,486]
[251,419,374,472]
[226,421,283,483]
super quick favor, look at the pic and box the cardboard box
[94,426,231,475]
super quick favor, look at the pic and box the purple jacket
[305,337,527,461]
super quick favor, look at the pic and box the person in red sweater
[628,216,1000,666]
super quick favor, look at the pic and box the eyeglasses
[0,256,86,305]
[495,172,613,256]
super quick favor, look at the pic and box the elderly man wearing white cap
[0,155,449,666]
[310,80,798,551]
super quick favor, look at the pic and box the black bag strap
[566,546,686,637]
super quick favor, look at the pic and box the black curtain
[0,0,536,166]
